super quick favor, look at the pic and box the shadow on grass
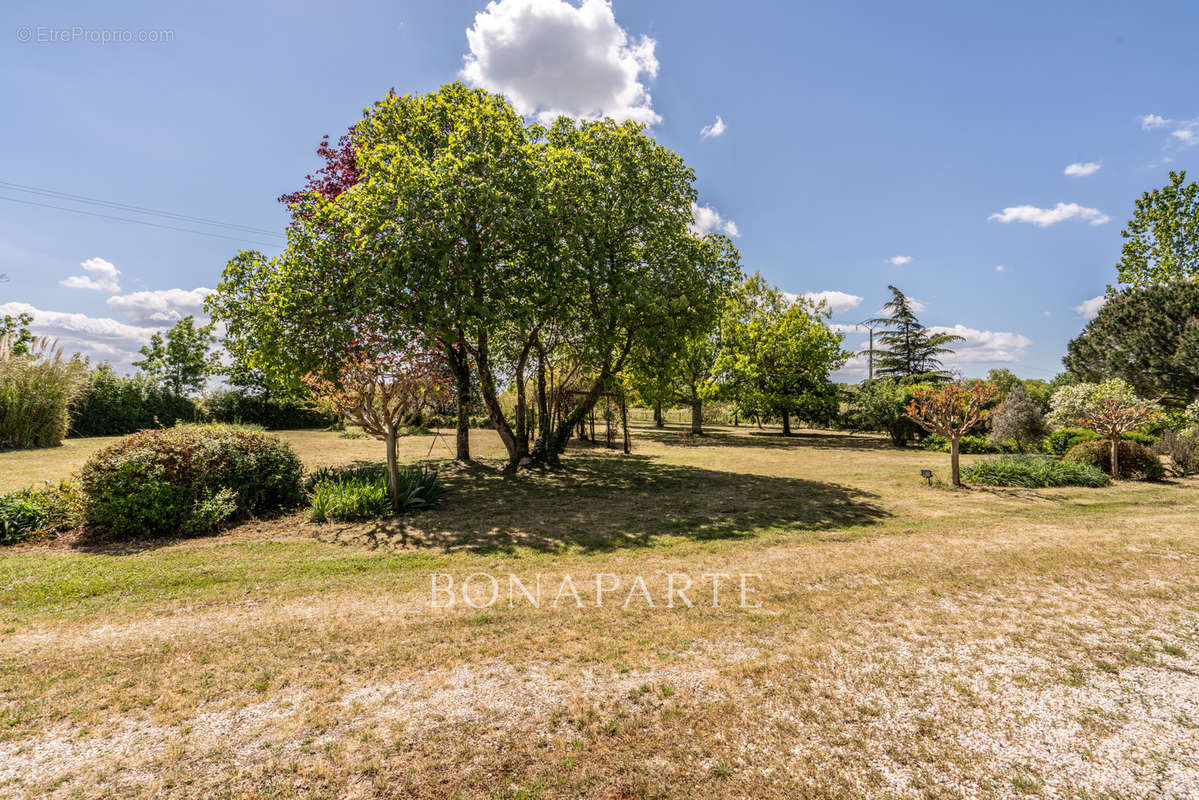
[635,425,897,452]
[315,451,888,554]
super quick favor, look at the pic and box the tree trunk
[733,412,738,427]
[950,437,961,487]
[621,395,630,454]
[781,410,792,436]
[690,399,703,435]
[1110,436,1120,479]
[446,341,472,462]
[385,426,400,512]
[653,402,663,428]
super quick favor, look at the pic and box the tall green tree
[865,285,962,381]
[1064,282,1199,407]
[1,312,35,356]
[133,316,220,396]
[718,275,847,435]
[1116,170,1199,287]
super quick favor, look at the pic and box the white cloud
[887,255,912,265]
[461,0,659,125]
[107,287,214,326]
[1172,127,1199,146]
[995,265,1005,272]
[1063,162,1101,177]
[1074,294,1107,320]
[800,290,863,313]
[58,257,121,292]
[928,324,1032,365]
[988,202,1110,227]
[829,322,865,334]
[1140,113,1169,130]
[0,301,158,368]
[700,115,726,138]
[689,202,739,237]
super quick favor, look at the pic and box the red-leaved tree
[304,338,451,510]
[905,382,1001,487]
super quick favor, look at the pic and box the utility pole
[857,319,883,381]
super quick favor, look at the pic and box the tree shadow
[635,426,898,452]
[314,452,889,554]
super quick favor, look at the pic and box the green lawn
[2,424,1198,799]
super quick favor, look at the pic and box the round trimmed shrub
[1063,439,1165,481]
[80,424,304,537]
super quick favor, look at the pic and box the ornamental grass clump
[959,455,1109,488]
[307,464,445,522]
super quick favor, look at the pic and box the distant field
[2,424,1197,799]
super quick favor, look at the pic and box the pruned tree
[905,382,1001,486]
[304,341,450,510]
[988,384,1048,453]
[1049,379,1161,478]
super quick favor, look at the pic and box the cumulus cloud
[928,324,1032,364]
[887,255,912,265]
[461,0,659,125]
[689,202,739,237]
[0,301,158,367]
[801,290,863,313]
[107,287,215,326]
[1074,294,1107,320]
[1173,127,1199,146]
[58,257,121,292]
[988,202,1110,227]
[995,265,1006,272]
[1140,113,1169,130]
[700,115,726,138]
[1064,161,1101,177]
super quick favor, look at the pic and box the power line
[0,179,287,240]
[0,194,282,249]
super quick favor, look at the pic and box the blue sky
[2,0,1197,379]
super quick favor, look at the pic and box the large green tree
[1064,282,1199,408]
[1116,170,1199,287]
[211,83,739,471]
[132,316,220,396]
[718,275,847,435]
[865,286,962,381]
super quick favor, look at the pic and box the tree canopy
[1064,282,1199,407]
[864,286,962,381]
[1116,170,1199,287]
[132,316,220,396]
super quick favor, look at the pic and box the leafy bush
[921,433,1001,454]
[1045,427,1102,456]
[307,464,446,521]
[0,481,84,545]
[79,424,304,537]
[959,455,1109,488]
[69,366,195,437]
[1154,429,1199,477]
[1063,439,1166,481]
[198,390,337,430]
[1,337,87,449]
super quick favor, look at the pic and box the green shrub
[198,390,337,430]
[79,424,304,537]
[1,338,87,449]
[1045,427,1102,456]
[1063,439,1166,480]
[959,455,1109,488]
[69,366,195,437]
[0,481,84,545]
[921,433,1002,454]
[307,464,446,521]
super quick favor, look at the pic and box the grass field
[2,424,1198,799]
